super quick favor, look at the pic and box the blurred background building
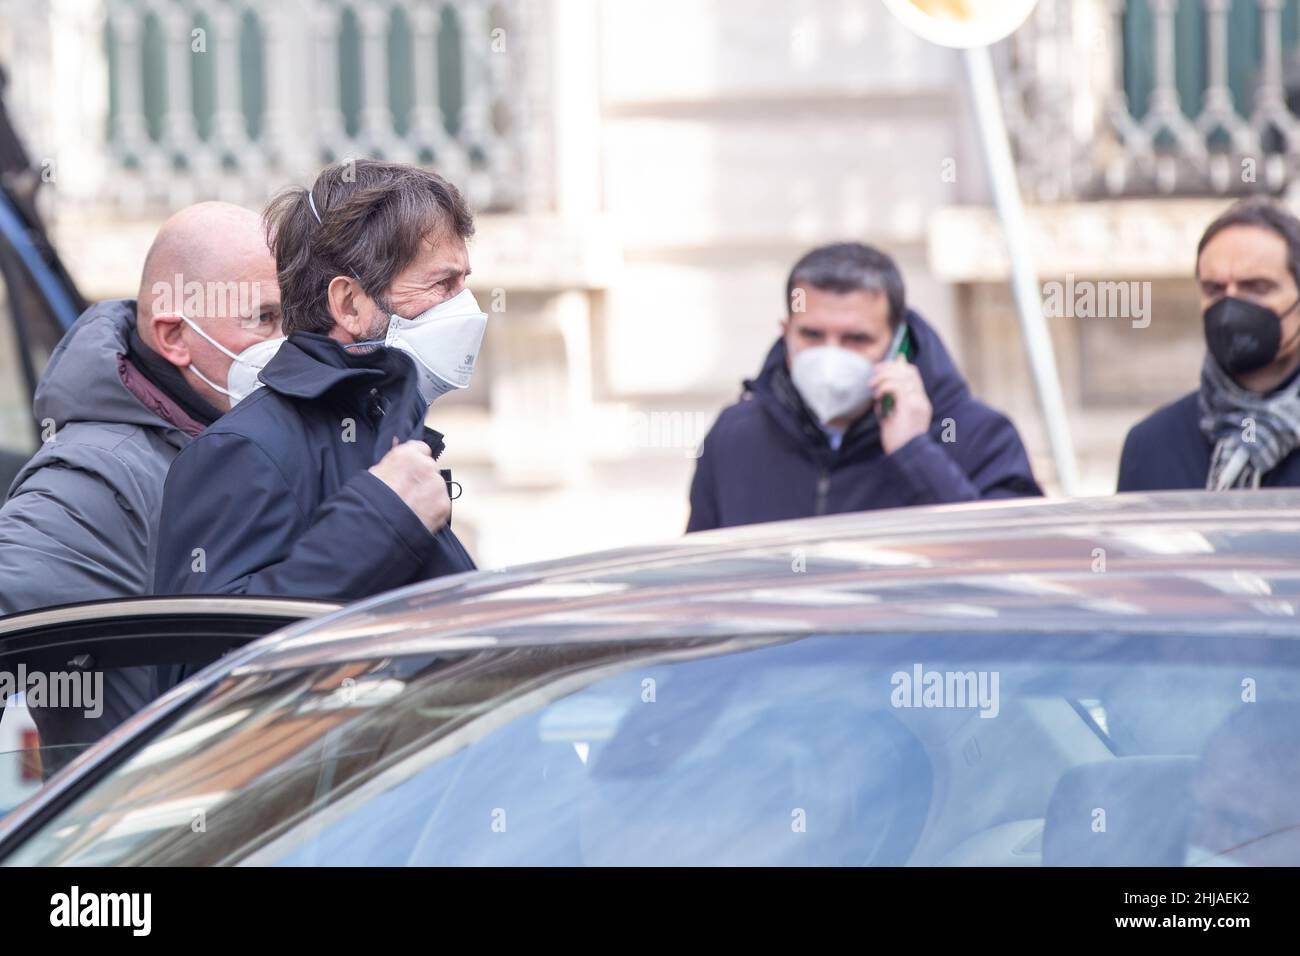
[0,0,1298,566]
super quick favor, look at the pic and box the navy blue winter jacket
[686,311,1042,531]
[153,332,475,600]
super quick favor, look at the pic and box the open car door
[0,597,338,814]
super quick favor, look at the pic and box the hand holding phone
[878,322,911,418]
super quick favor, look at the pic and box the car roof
[239,490,1300,671]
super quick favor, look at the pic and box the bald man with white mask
[0,201,280,769]
[136,201,282,411]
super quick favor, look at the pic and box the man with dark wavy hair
[153,160,480,602]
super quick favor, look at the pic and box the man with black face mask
[1118,197,1300,491]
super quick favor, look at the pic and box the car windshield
[6,630,1299,866]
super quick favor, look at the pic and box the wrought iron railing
[67,0,524,210]
[1004,0,1300,199]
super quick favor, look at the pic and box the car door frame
[0,596,338,676]
[0,595,339,848]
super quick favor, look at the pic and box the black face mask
[1203,295,1300,375]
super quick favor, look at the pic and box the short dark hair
[265,159,475,335]
[1197,196,1300,292]
[785,242,905,326]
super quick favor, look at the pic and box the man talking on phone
[687,242,1041,532]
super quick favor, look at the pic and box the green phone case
[879,323,911,418]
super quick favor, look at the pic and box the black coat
[153,332,475,600]
[1118,390,1300,490]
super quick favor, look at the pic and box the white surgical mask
[789,345,876,425]
[382,288,488,405]
[180,314,284,409]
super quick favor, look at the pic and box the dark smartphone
[878,322,912,418]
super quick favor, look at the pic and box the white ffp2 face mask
[383,287,488,405]
[180,314,285,409]
[789,346,876,425]
[223,336,286,405]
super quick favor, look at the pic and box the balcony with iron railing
[1004,0,1300,200]
[933,0,1300,291]
[0,0,527,213]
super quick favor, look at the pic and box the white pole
[963,44,1080,496]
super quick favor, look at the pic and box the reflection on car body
[1,491,1298,866]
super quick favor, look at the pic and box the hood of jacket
[33,298,188,451]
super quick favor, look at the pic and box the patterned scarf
[1198,354,1300,490]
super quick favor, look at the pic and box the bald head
[137,202,274,335]
[137,201,282,410]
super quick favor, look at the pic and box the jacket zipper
[815,467,830,516]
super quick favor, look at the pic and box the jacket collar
[34,298,190,450]
[260,331,411,400]
[118,355,209,438]
[261,331,433,451]
[126,326,223,427]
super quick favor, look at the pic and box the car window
[6,631,1300,866]
[0,696,93,816]
[0,599,333,811]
